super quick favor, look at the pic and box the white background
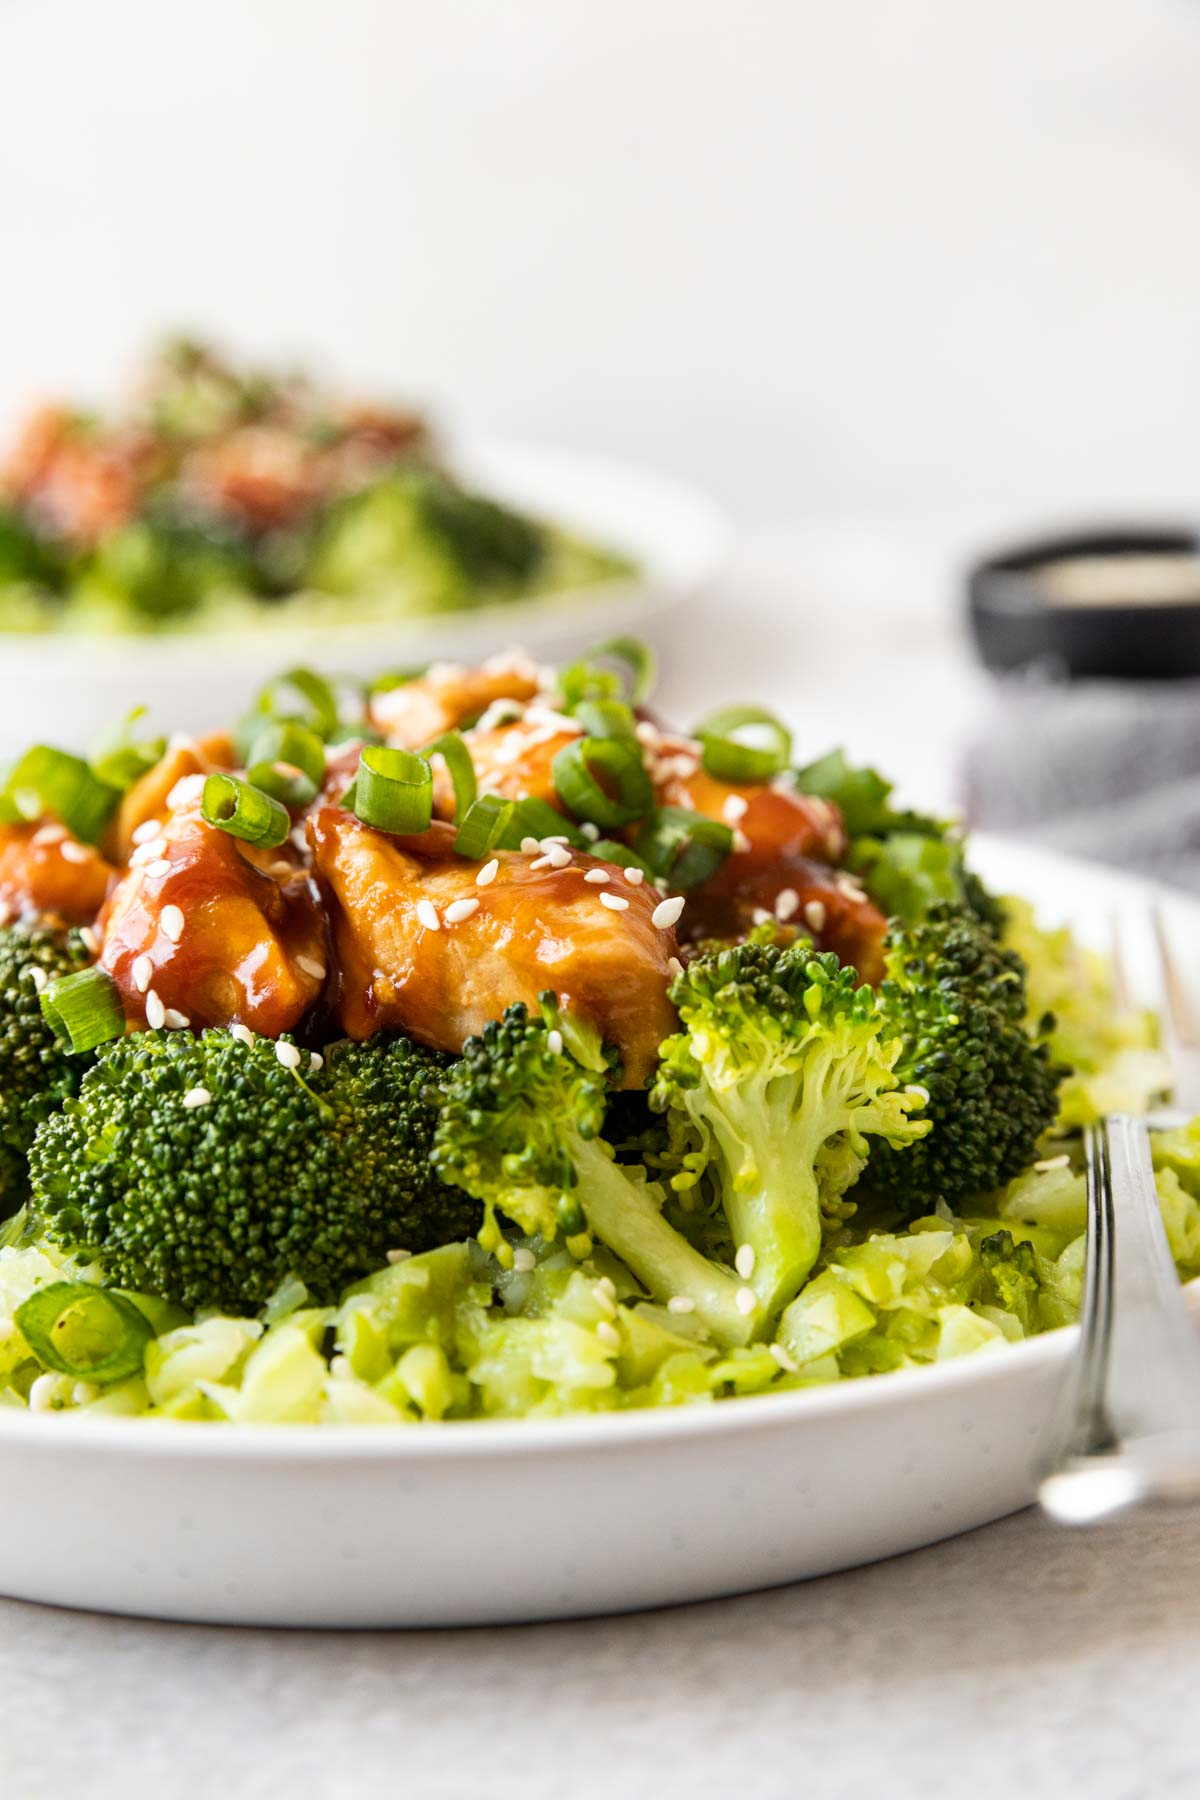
[2,0,1200,526]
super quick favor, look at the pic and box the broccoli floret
[432,1002,757,1345]
[978,1229,1042,1335]
[0,924,93,1217]
[651,940,929,1319]
[27,1029,478,1313]
[869,905,1066,1213]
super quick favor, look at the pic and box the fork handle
[1038,1116,1200,1525]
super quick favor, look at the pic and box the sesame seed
[476,859,499,887]
[130,839,167,866]
[732,829,752,854]
[519,836,541,855]
[667,1295,696,1315]
[297,954,326,980]
[290,826,310,854]
[32,824,66,845]
[836,874,868,903]
[584,869,609,885]
[667,956,684,978]
[596,1320,620,1348]
[59,840,89,864]
[735,1286,758,1316]
[769,1343,799,1374]
[600,891,630,912]
[386,1248,413,1265]
[132,954,153,994]
[580,821,600,841]
[229,1022,254,1047]
[529,854,555,871]
[28,1373,61,1412]
[546,843,572,868]
[163,1008,190,1030]
[25,965,47,994]
[752,907,773,926]
[182,1087,212,1108]
[416,899,441,932]
[547,1028,564,1055]
[145,989,166,1029]
[803,900,827,933]
[275,1041,302,1070]
[735,1244,756,1280]
[774,888,800,923]
[444,897,480,924]
[540,834,571,847]
[161,904,185,943]
[1035,1153,1071,1172]
[166,773,205,809]
[623,866,645,885]
[144,859,171,880]
[652,896,685,929]
[723,794,749,823]
[309,1052,323,1072]
[79,926,100,956]
[511,1247,536,1273]
[131,819,161,846]
[654,878,670,895]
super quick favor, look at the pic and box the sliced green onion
[634,806,735,891]
[421,731,477,824]
[202,773,291,847]
[351,746,433,835]
[238,666,341,757]
[559,636,656,711]
[39,966,126,1053]
[588,838,654,875]
[552,737,653,830]
[455,793,516,859]
[0,746,120,845]
[326,721,385,749]
[496,797,585,851]
[696,705,792,783]
[90,707,166,794]
[574,698,638,742]
[15,1281,154,1384]
[245,720,326,807]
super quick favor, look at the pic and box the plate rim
[0,832,1192,1462]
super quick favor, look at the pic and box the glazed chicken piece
[104,731,235,864]
[99,797,326,1036]
[369,654,543,749]
[0,822,114,926]
[184,425,322,533]
[309,808,678,1087]
[661,765,886,981]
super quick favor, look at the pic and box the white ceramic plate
[0,835,1194,1628]
[0,442,727,753]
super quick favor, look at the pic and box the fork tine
[1153,905,1200,1050]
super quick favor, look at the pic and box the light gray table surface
[4,1505,1199,1800]
[4,529,1197,1799]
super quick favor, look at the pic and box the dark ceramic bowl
[967,523,1200,679]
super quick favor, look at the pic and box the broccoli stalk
[651,942,929,1319]
[432,1002,757,1345]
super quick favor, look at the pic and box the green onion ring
[696,705,792,784]
[583,635,656,705]
[245,720,327,807]
[420,731,478,824]
[202,773,291,847]
[0,745,120,845]
[496,797,585,851]
[634,806,735,891]
[89,707,166,795]
[351,746,433,835]
[574,698,638,742]
[39,966,126,1054]
[552,737,653,830]
[455,793,516,859]
[15,1281,154,1384]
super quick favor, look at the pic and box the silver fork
[1038,902,1200,1525]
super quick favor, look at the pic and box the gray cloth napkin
[961,677,1200,894]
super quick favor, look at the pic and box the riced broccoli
[868,904,1066,1212]
[652,939,929,1318]
[0,924,93,1217]
[27,1028,478,1313]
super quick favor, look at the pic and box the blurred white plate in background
[0,443,727,752]
[0,837,1192,1628]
